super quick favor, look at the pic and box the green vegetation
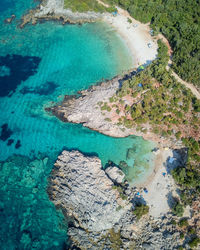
[104,0,200,87]
[112,184,128,200]
[177,247,184,250]
[172,200,184,217]
[172,137,200,206]
[188,237,200,248]
[188,227,196,235]
[105,40,200,208]
[109,40,200,141]
[178,218,188,228]
[133,203,149,219]
[100,102,112,111]
[171,219,176,225]
[64,0,116,13]
[180,232,184,239]
[107,229,122,250]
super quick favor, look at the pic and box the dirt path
[171,71,200,99]
[157,34,200,100]
[96,0,110,8]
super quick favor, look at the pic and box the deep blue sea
[0,0,155,249]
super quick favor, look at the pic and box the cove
[0,0,155,248]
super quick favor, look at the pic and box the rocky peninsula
[20,0,104,28]
[45,71,178,147]
[48,150,182,249]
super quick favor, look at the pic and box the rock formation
[105,166,125,184]
[49,150,130,231]
[20,0,103,28]
[48,150,182,249]
[4,15,16,24]
[46,75,135,137]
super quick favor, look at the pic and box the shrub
[105,118,111,122]
[116,205,122,211]
[133,203,149,219]
[188,227,196,235]
[127,17,132,23]
[188,237,200,248]
[175,131,182,139]
[167,130,172,135]
[116,109,120,114]
[178,218,188,228]
[177,247,183,250]
[123,118,133,128]
[107,106,111,112]
[172,200,184,217]
[171,219,176,225]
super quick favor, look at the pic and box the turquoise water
[0,0,155,248]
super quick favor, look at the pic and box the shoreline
[19,0,185,219]
[19,0,158,68]
[102,7,158,67]
[136,146,175,217]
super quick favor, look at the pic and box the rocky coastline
[48,150,182,249]
[19,0,103,28]
[45,70,182,149]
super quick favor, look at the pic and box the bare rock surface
[48,150,182,249]
[46,74,141,138]
[20,0,103,28]
[49,150,130,232]
[46,73,174,147]
[37,0,103,21]
[105,166,125,184]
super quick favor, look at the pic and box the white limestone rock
[105,166,125,184]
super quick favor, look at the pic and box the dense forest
[105,0,200,88]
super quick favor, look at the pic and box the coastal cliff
[48,150,182,249]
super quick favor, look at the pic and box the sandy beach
[103,6,158,67]
[136,147,182,218]
[35,1,158,68]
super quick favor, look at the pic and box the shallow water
[0,0,155,248]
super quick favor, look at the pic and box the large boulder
[105,166,125,184]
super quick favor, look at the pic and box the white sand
[39,1,158,68]
[103,7,158,67]
[138,148,179,218]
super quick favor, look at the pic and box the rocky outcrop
[105,166,125,184]
[135,215,182,250]
[46,76,128,135]
[20,0,103,28]
[49,150,130,231]
[4,14,16,24]
[46,72,176,148]
[48,150,138,249]
[48,150,182,249]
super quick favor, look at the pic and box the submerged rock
[4,14,16,24]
